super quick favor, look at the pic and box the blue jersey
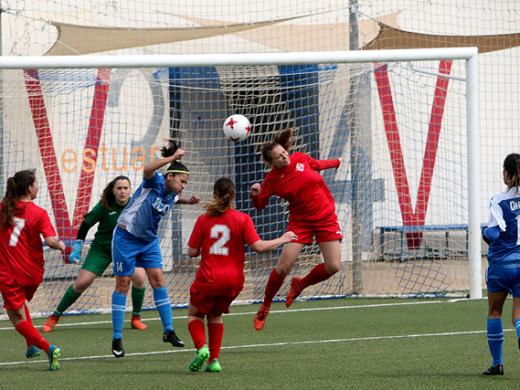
[486,187,520,267]
[117,171,179,242]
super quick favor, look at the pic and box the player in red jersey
[0,170,66,370]
[251,128,343,330]
[186,177,296,372]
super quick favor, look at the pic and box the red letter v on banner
[23,68,111,260]
[374,61,452,249]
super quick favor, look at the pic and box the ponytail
[203,177,236,217]
[1,170,36,228]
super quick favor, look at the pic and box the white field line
[0,328,501,367]
[0,299,492,367]
[0,298,478,331]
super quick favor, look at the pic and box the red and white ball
[223,114,251,142]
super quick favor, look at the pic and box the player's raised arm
[143,140,184,179]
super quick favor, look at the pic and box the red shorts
[0,283,38,310]
[190,284,238,315]
[287,219,343,244]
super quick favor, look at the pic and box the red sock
[208,322,224,362]
[15,321,50,353]
[188,319,207,350]
[24,305,32,347]
[263,268,286,306]
[301,263,332,289]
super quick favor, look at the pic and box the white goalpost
[0,47,481,318]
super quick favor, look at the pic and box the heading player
[250,128,342,330]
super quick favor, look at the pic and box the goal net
[0,49,479,317]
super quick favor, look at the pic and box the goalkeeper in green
[42,176,148,332]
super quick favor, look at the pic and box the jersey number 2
[209,224,230,256]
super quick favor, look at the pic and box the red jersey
[0,201,57,286]
[188,209,261,295]
[252,152,340,223]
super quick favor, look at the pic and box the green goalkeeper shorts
[81,241,113,277]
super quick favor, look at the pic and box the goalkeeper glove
[68,240,83,264]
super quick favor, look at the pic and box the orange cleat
[131,315,147,330]
[285,277,303,308]
[254,305,270,331]
[42,315,60,333]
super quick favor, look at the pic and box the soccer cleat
[285,277,303,307]
[131,315,147,330]
[483,364,504,375]
[163,329,185,348]
[47,345,61,371]
[42,315,60,333]
[204,359,222,373]
[25,345,40,359]
[254,304,270,331]
[112,338,125,358]
[189,345,210,372]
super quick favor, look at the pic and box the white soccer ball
[223,114,251,142]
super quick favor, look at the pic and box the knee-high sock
[24,305,32,347]
[188,319,207,350]
[208,322,224,363]
[131,286,146,317]
[112,291,127,339]
[487,318,504,366]
[24,304,32,325]
[301,263,332,289]
[55,284,82,316]
[15,321,50,353]
[263,268,286,306]
[153,286,173,332]
[515,317,520,340]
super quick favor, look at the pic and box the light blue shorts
[112,226,163,276]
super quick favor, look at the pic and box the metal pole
[466,52,482,299]
[349,0,363,293]
[0,7,4,195]
[0,48,481,69]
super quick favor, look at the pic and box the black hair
[165,161,189,177]
[161,140,179,158]
[503,153,520,190]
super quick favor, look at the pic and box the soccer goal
[0,48,480,318]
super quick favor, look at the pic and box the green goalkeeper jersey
[77,200,128,248]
